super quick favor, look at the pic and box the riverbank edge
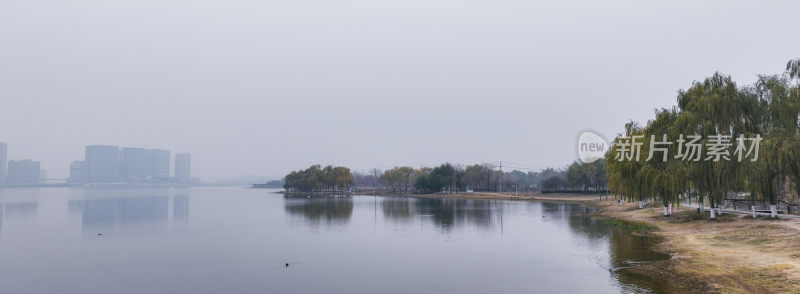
[275,190,799,293]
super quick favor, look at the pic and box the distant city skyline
[0,142,193,184]
[6,159,40,184]
[72,145,190,184]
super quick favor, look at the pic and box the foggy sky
[1,0,799,180]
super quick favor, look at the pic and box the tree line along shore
[280,161,607,195]
[281,58,800,221]
[606,58,800,220]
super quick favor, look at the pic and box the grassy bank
[580,196,800,293]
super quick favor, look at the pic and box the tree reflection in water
[282,195,668,292]
[554,202,670,292]
[412,198,496,231]
[382,197,413,223]
[283,195,354,227]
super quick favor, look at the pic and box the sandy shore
[537,194,800,293]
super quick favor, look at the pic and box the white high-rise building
[6,159,40,184]
[0,142,7,185]
[174,153,191,182]
[144,149,170,178]
[121,148,147,179]
[85,145,120,183]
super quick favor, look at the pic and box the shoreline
[276,190,609,202]
[539,194,800,293]
[276,190,800,293]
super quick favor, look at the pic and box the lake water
[0,187,666,293]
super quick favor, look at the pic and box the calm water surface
[0,187,666,293]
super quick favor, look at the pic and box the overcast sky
[1,0,798,180]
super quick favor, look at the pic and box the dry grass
[591,199,800,294]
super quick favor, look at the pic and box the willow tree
[753,71,800,217]
[282,165,354,192]
[606,58,800,219]
[381,166,416,193]
[606,121,650,208]
[785,59,800,206]
[642,108,688,216]
[674,73,745,219]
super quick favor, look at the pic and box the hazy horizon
[2,0,799,180]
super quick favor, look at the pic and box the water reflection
[557,202,670,292]
[283,195,668,292]
[0,202,39,235]
[413,198,495,231]
[172,194,190,232]
[285,196,500,231]
[284,196,353,226]
[68,200,84,217]
[609,227,670,291]
[3,202,39,220]
[72,196,169,235]
[382,197,413,223]
[0,188,669,293]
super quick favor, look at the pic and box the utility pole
[499,162,502,193]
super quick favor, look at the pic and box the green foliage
[414,163,457,194]
[463,163,497,191]
[606,58,800,214]
[599,217,658,232]
[283,164,353,192]
[381,166,417,193]
[566,159,608,190]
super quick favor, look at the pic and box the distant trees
[283,162,602,194]
[381,167,416,193]
[353,169,384,187]
[463,163,499,191]
[283,165,354,192]
[541,176,566,190]
[540,168,568,190]
[414,163,457,194]
[369,168,382,187]
[566,160,608,191]
[413,163,548,194]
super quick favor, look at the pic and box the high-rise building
[69,161,87,184]
[144,149,170,178]
[6,159,40,184]
[174,153,191,182]
[0,142,7,185]
[85,145,120,183]
[121,148,147,179]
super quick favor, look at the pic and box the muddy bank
[593,198,800,293]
